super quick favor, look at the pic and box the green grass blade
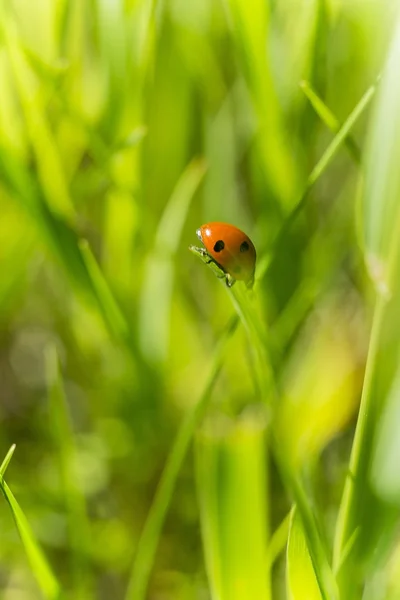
[226,0,297,208]
[306,81,376,189]
[79,239,131,344]
[362,42,400,291]
[257,79,377,282]
[0,451,61,600]
[0,445,16,477]
[300,80,362,164]
[334,16,400,595]
[370,366,400,503]
[284,468,338,600]
[287,508,322,600]
[267,512,291,570]
[196,412,270,600]
[139,158,207,362]
[46,345,93,599]
[300,81,339,130]
[125,316,239,600]
[333,282,389,594]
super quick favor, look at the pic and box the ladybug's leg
[189,245,227,282]
[225,274,236,288]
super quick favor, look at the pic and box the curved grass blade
[300,80,361,164]
[139,158,207,362]
[266,512,291,570]
[287,508,322,600]
[0,448,61,600]
[0,445,16,477]
[79,239,131,344]
[257,79,377,281]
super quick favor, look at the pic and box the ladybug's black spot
[240,241,250,253]
[213,240,225,252]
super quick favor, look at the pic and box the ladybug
[191,222,256,288]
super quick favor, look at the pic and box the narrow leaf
[139,158,207,362]
[0,453,61,600]
[287,508,322,600]
[196,412,270,600]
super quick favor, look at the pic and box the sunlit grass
[0,1,400,599]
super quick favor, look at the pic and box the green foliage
[1,1,400,599]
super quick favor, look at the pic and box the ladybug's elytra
[195,222,256,288]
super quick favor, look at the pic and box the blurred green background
[1,0,400,599]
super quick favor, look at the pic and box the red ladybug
[195,222,256,288]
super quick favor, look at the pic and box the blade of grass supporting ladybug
[0,450,61,600]
[46,346,93,600]
[334,15,400,595]
[300,80,362,164]
[124,316,239,600]
[228,284,338,600]
[139,158,207,363]
[286,508,323,600]
[195,412,271,600]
